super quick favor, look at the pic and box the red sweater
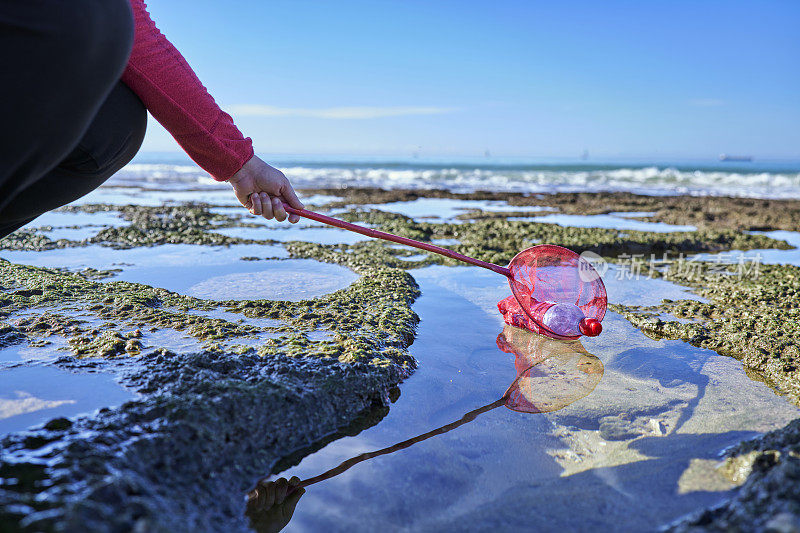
[121,0,254,181]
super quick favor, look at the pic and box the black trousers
[0,0,147,239]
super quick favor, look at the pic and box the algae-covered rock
[0,263,419,531]
[0,229,66,251]
[0,321,25,349]
[0,258,419,364]
[2,189,800,532]
[0,229,422,532]
[0,351,401,532]
[669,419,800,532]
[284,208,786,274]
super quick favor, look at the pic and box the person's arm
[122,0,302,221]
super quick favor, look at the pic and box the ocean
[119,152,800,198]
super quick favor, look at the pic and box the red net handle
[282,203,512,277]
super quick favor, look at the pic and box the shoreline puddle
[210,225,371,245]
[361,198,552,223]
[691,229,800,267]
[262,265,797,531]
[187,260,358,301]
[0,365,134,436]
[513,213,697,233]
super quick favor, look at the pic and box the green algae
[0,322,24,348]
[0,203,264,251]
[0,229,75,252]
[0,259,418,368]
[13,312,87,338]
[90,203,253,248]
[68,329,144,358]
[4,196,788,256]
[221,266,419,366]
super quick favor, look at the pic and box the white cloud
[226,104,456,119]
[688,98,725,107]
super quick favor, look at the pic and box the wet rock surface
[0,351,401,532]
[0,203,255,251]
[0,207,419,531]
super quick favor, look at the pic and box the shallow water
[361,198,552,223]
[513,213,697,233]
[13,209,127,242]
[607,211,658,218]
[0,307,107,364]
[263,266,796,532]
[602,264,711,305]
[74,186,236,206]
[0,365,133,435]
[2,243,360,305]
[1,246,355,308]
[186,308,284,329]
[687,230,800,268]
[0,243,288,270]
[721,230,800,266]
[187,260,358,301]
[210,225,371,245]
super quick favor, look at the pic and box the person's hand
[246,476,305,533]
[228,155,304,223]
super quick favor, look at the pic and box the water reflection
[246,476,306,533]
[245,326,603,532]
[497,325,604,413]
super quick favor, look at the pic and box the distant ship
[719,154,753,162]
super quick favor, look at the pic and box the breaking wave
[115,159,800,198]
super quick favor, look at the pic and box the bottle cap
[579,318,602,337]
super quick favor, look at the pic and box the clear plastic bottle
[542,303,586,337]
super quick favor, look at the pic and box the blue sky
[141,0,799,159]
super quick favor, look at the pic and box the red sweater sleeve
[121,0,254,181]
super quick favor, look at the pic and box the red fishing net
[499,245,607,339]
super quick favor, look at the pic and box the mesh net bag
[500,245,607,338]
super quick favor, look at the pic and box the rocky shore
[2,188,800,531]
